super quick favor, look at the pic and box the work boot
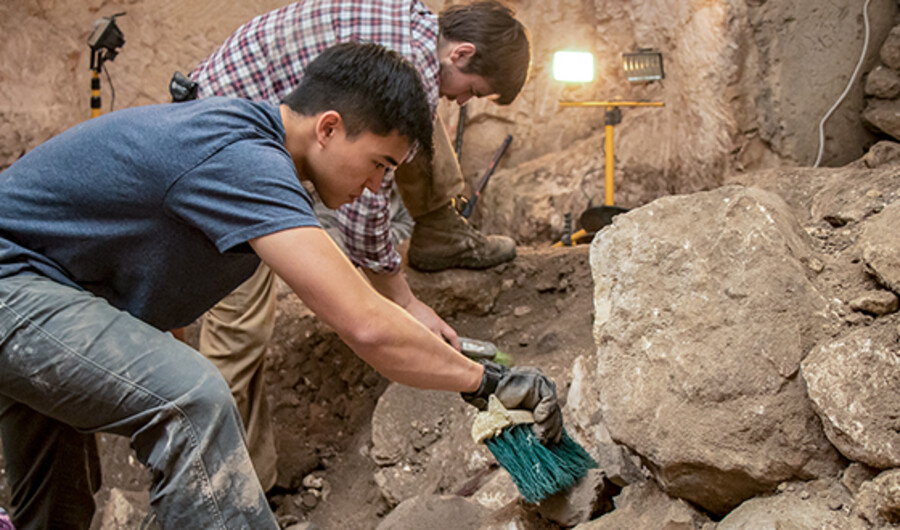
[408,201,516,271]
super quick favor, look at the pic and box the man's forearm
[250,226,479,392]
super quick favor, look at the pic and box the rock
[375,495,487,530]
[302,473,324,490]
[881,26,900,69]
[863,99,900,141]
[513,305,532,317]
[574,480,708,529]
[802,319,900,468]
[99,488,149,530]
[865,66,900,98]
[471,470,520,510]
[842,463,880,495]
[849,290,899,315]
[587,186,843,515]
[859,201,900,293]
[301,491,319,509]
[566,357,646,489]
[370,384,493,507]
[854,141,900,169]
[716,479,857,530]
[854,468,900,527]
[536,469,616,527]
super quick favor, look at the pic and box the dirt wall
[1,0,896,193]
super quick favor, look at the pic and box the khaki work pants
[199,115,463,488]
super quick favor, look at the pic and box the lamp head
[552,51,594,83]
[623,49,664,83]
[88,13,126,71]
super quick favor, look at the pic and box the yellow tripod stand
[554,100,663,246]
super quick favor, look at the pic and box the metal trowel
[459,337,513,366]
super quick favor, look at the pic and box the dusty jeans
[0,275,277,530]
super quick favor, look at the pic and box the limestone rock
[717,479,857,530]
[370,384,492,506]
[854,468,900,527]
[849,291,899,315]
[471,470,519,511]
[863,99,900,141]
[566,356,645,488]
[842,463,880,495]
[375,495,487,530]
[574,480,708,530]
[802,319,900,469]
[586,186,843,515]
[866,66,900,99]
[853,141,900,169]
[859,201,900,293]
[536,469,616,527]
[881,26,900,70]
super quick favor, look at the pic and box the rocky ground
[3,144,900,529]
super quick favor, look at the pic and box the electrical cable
[103,61,116,112]
[814,0,871,167]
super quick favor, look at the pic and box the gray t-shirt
[0,97,320,329]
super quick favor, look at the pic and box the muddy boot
[408,201,516,271]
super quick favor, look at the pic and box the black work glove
[462,361,563,445]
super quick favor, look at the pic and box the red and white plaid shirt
[190,0,440,273]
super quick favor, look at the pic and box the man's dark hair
[439,1,531,105]
[283,42,433,157]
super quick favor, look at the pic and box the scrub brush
[472,395,597,503]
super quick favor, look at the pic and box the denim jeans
[0,275,277,529]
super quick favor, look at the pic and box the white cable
[814,0,872,167]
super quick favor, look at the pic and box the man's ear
[449,42,476,69]
[315,111,343,147]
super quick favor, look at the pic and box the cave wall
[1,0,896,192]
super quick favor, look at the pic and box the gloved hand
[462,361,563,445]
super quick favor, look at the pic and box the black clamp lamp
[87,13,125,118]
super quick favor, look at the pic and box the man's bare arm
[249,226,480,392]
[362,267,461,350]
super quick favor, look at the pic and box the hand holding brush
[461,361,597,503]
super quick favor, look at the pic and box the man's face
[306,121,411,209]
[439,64,495,106]
[438,42,497,105]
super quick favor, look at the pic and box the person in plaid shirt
[186,0,531,493]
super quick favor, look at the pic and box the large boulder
[802,318,900,469]
[582,185,844,515]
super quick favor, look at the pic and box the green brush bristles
[485,424,598,504]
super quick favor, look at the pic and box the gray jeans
[0,275,277,529]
